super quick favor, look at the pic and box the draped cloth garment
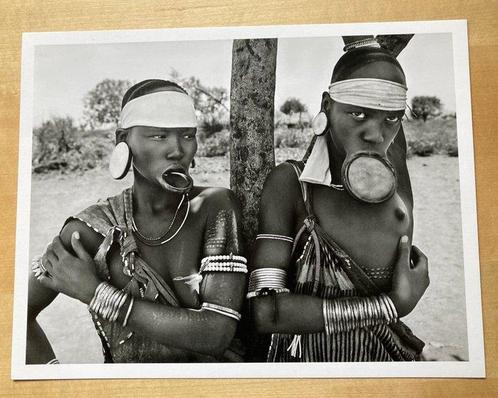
[66,188,241,363]
[267,161,424,362]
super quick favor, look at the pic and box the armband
[246,268,290,299]
[256,234,294,244]
[173,254,247,294]
[200,254,248,273]
[202,302,241,321]
[322,293,398,334]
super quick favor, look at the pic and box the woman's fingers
[37,272,57,290]
[51,236,70,260]
[396,235,411,270]
[411,245,430,288]
[44,250,58,272]
[40,253,54,275]
[71,231,92,261]
[411,245,428,268]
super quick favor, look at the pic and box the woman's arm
[250,163,326,334]
[26,271,58,364]
[250,163,429,335]
[26,219,104,364]
[41,189,246,357]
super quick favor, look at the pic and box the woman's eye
[386,115,400,123]
[151,135,166,139]
[183,135,196,140]
[350,112,366,120]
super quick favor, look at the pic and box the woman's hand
[37,232,101,305]
[388,236,429,318]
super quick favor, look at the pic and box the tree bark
[230,39,278,253]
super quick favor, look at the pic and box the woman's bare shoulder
[261,162,303,204]
[59,218,105,257]
[193,186,239,211]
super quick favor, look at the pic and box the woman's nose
[361,121,384,145]
[165,135,184,159]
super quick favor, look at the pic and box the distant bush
[274,126,313,149]
[197,129,230,157]
[32,117,114,174]
[404,117,458,157]
[411,96,442,122]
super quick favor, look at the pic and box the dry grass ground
[27,150,468,363]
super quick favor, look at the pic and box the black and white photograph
[11,20,484,379]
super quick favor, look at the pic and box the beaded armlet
[173,253,247,294]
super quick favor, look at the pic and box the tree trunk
[230,39,278,253]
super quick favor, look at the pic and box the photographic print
[11,20,484,379]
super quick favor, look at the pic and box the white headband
[328,78,407,111]
[119,91,197,129]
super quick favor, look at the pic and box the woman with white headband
[249,42,429,361]
[27,79,246,363]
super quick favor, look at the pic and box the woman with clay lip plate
[249,40,429,361]
[27,79,246,363]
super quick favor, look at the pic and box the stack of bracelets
[246,267,398,333]
[323,293,398,334]
[88,282,135,327]
[246,268,290,298]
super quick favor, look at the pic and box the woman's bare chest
[311,187,412,275]
[106,224,205,308]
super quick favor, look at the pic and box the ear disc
[312,111,328,136]
[109,142,132,180]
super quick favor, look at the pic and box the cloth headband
[328,78,407,111]
[119,91,197,129]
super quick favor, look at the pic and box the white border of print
[12,19,484,380]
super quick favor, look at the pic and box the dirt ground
[27,151,468,363]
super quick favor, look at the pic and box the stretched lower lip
[162,170,193,193]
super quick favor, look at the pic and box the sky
[32,33,455,126]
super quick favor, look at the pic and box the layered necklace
[132,193,190,246]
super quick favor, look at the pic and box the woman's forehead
[130,126,196,134]
[345,61,406,85]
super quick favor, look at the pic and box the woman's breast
[313,190,412,292]
[106,237,203,309]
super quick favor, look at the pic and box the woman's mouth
[161,168,193,194]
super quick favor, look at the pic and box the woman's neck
[132,170,183,215]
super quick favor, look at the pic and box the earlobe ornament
[312,111,328,136]
[109,142,132,180]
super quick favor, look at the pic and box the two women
[27,40,429,364]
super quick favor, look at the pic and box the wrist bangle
[323,295,399,334]
[88,281,129,323]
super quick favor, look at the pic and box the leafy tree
[411,96,442,122]
[279,97,307,115]
[279,97,308,130]
[170,70,229,137]
[82,79,132,129]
